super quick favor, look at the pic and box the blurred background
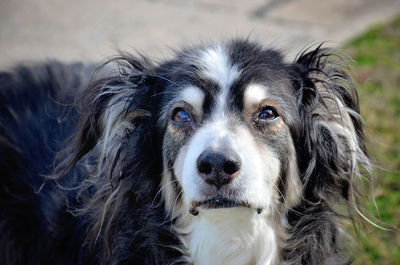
[0,0,399,67]
[1,0,399,264]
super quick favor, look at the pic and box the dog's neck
[175,207,280,265]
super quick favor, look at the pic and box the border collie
[0,39,371,265]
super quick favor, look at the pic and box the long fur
[0,39,371,265]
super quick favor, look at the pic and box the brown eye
[259,106,278,120]
[172,108,192,124]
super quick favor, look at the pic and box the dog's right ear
[55,54,158,178]
[289,45,371,203]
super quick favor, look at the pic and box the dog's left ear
[55,54,162,181]
[290,46,370,203]
[52,56,176,262]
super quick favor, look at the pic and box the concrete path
[1,0,399,69]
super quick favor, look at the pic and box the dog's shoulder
[0,61,98,265]
[0,62,94,168]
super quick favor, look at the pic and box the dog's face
[159,43,302,216]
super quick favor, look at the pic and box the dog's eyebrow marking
[243,84,268,108]
[243,84,267,107]
[200,46,240,116]
[180,86,205,114]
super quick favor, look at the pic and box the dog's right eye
[172,109,191,124]
[259,106,278,120]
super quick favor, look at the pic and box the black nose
[196,149,241,189]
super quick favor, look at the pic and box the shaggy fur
[0,39,371,265]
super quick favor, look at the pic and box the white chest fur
[180,208,279,265]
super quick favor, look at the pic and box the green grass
[344,15,400,265]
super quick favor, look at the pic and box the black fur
[0,40,370,265]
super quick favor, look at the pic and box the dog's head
[155,41,368,219]
[61,39,370,260]
[159,43,304,217]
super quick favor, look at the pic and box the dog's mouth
[189,197,261,216]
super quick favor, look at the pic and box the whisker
[151,178,180,207]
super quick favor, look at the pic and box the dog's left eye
[259,106,278,120]
[172,108,192,124]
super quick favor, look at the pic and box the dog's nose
[196,149,241,189]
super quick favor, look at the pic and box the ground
[345,15,400,265]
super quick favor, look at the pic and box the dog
[0,39,371,265]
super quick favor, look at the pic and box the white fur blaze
[200,46,240,117]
